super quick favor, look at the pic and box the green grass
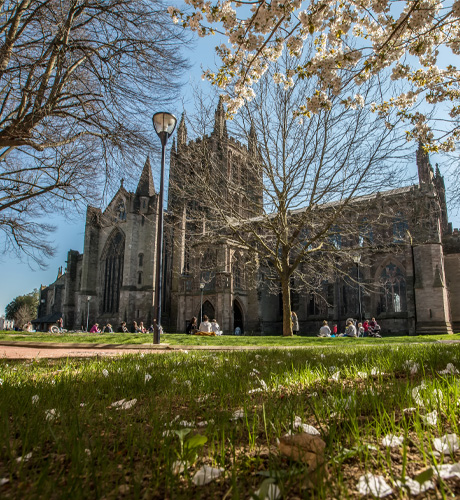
[1,343,460,498]
[1,330,459,346]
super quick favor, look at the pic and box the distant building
[37,103,459,335]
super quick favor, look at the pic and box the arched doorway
[198,300,215,323]
[233,300,244,334]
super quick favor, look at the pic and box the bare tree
[0,0,188,265]
[176,54,413,336]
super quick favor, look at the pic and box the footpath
[1,338,458,360]
[0,340,322,360]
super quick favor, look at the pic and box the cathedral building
[36,102,460,335]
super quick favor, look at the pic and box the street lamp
[86,296,91,332]
[199,282,205,324]
[353,255,362,322]
[152,112,177,344]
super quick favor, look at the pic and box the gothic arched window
[102,231,125,313]
[138,253,143,267]
[378,263,406,313]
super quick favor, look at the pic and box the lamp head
[353,255,361,264]
[200,282,205,290]
[152,112,177,145]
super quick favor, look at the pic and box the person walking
[291,311,299,335]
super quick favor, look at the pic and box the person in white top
[198,315,212,333]
[318,320,331,337]
[211,319,222,335]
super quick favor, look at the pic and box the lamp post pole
[86,296,91,332]
[152,112,177,344]
[200,282,205,324]
[353,255,362,322]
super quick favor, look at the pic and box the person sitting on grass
[211,319,222,335]
[103,323,113,333]
[357,322,365,337]
[317,320,331,337]
[186,317,198,335]
[90,323,100,333]
[196,315,215,336]
[139,321,147,333]
[120,321,128,333]
[133,321,143,333]
[338,319,357,337]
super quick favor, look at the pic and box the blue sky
[1,17,459,315]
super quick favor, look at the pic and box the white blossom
[421,410,437,426]
[395,477,435,495]
[382,434,404,448]
[192,465,224,485]
[45,409,59,421]
[357,473,392,497]
[433,434,460,454]
[16,452,32,463]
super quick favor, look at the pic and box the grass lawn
[1,330,459,346]
[1,343,460,498]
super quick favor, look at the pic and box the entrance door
[198,300,215,323]
[233,300,244,334]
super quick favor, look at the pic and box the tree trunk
[281,272,293,336]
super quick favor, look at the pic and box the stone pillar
[413,243,452,334]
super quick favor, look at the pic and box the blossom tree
[169,0,460,151]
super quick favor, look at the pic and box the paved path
[0,339,458,360]
[0,341,303,360]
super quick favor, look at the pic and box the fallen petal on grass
[395,477,435,496]
[433,434,460,454]
[331,371,340,381]
[110,398,137,410]
[192,465,224,485]
[144,374,152,383]
[357,473,392,498]
[0,478,9,485]
[172,460,186,474]
[433,463,460,479]
[16,452,32,463]
[102,369,109,377]
[421,410,437,426]
[45,409,59,421]
[381,434,404,448]
[231,409,245,420]
[117,399,137,410]
[300,424,321,435]
[255,483,281,500]
[31,395,39,404]
[178,420,194,427]
[438,363,459,375]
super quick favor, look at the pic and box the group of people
[88,320,156,334]
[318,317,382,338]
[186,315,222,336]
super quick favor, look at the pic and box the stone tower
[412,144,452,334]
